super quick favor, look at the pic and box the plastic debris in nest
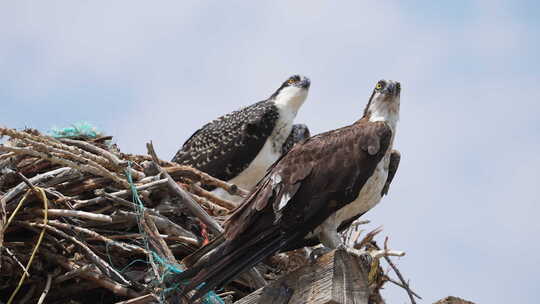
[48,122,103,139]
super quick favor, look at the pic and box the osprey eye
[375,82,383,90]
[288,78,296,85]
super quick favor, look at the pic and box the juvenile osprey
[171,75,311,200]
[176,80,401,301]
[281,123,310,155]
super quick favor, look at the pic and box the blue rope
[124,163,224,304]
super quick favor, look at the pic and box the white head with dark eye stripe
[364,79,401,129]
[271,75,311,114]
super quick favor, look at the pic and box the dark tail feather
[189,235,284,301]
[182,234,225,267]
[181,230,294,302]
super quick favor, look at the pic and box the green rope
[49,122,102,139]
[124,162,224,304]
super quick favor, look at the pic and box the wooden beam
[235,249,370,304]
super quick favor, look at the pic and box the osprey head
[271,75,311,113]
[364,79,400,127]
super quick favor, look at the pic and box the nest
[0,126,415,304]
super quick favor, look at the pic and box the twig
[47,220,147,255]
[0,151,15,160]
[146,142,222,235]
[23,222,131,286]
[72,178,168,209]
[386,277,422,300]
[53,264,95,284]
[354,226,383,250]
[16,172,38,193]
[373,240,420,303]
[0,128,138,183]
[32,209,113,223]
[36,273,53,304]
[166,165,249,197]
[188,183,237,210]
[113,210,198,241]
[190,193,229,216]
[2,167,79,207]
[137,211,161,281]
[58,138,145,180]
[3,247,30,277]
[0,145,130,188]
[41,250,141,298]
[94,233,200,247]
[142,211,178,272]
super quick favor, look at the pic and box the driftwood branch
[373,240,420,303]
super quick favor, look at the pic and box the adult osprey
[171,75,311,201]
[177,80,401,301]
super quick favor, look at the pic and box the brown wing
[176,119,393,301]
[225,119,392,240]
[381,149,400,196]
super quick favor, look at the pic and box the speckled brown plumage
[171,100,279,182]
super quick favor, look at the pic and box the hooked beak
[383,81,400,96]
[299,77,311,89]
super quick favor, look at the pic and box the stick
[3,247,30,277]
[2,167,79,207]
[147,141,267,289]
[93,233,200,247]
[166,165,249,197]
[188,183,238,210]
[32,209,113,223]
[41,250,141,298]
[386,277,422,300]
[58,138,145,180]
[53,264,95,284]
[113,210,198,242]
[146,142,222,235]
[23,222,131,286]
[0,145,130,188]
[0,151,15,160]
[189,193,229,216]
[373,240,420,303]
[36,273,53,304]
[47,220,147,255]
[73,178,168,209]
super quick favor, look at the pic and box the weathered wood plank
[235,249,370,304]
[433,296,476,304]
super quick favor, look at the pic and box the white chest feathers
[321,151,391,231]
[212,107,295,202]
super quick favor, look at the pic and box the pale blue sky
[1,1,539,303]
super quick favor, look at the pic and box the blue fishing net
[48,122,102,139]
